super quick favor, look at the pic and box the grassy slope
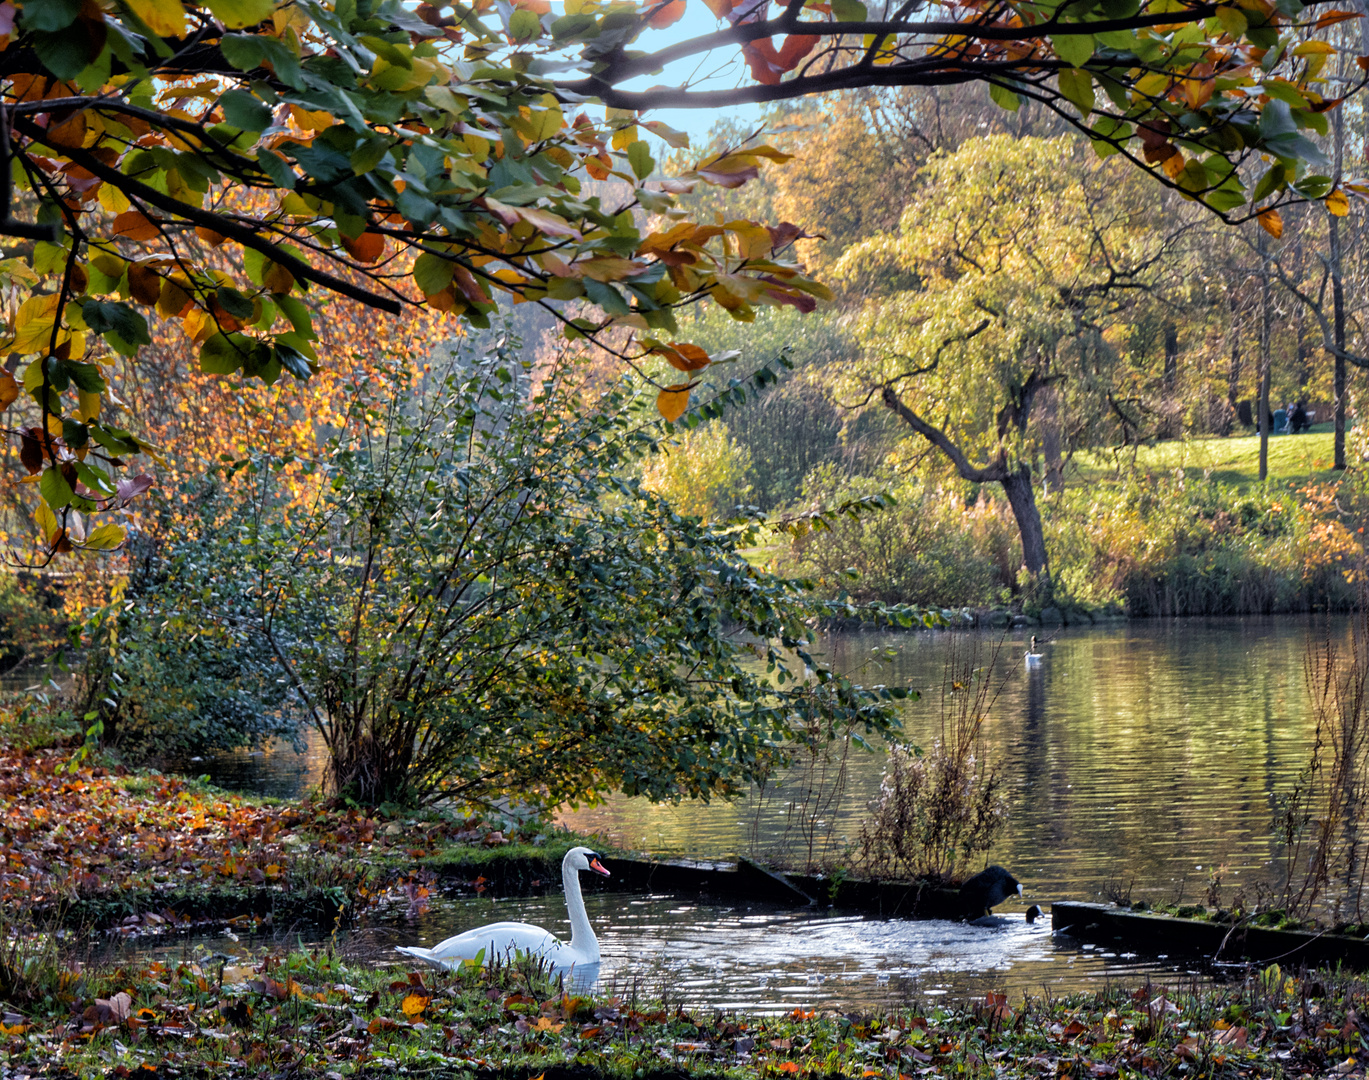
[1073,424,1341,489]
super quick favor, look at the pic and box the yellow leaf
[1259,208,1283,237]
[12,293,61,353]
[1326,187,1350,216]
[656,383,691,421]
[33,501,57,544]
[0,371,17,410]
[78,389,101,422]
[401,993,429,1017]
[203,0,276,27]
[1292,39,1336,56]
[128,0,188,36]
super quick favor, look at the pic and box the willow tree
[832,135,1180,595]
[0,0,1360,558]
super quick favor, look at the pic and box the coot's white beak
[1017,883,1024,895]
[589,856,611,877]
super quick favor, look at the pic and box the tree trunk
[879,385,1052,600]
[1332,101,1347,470]
[1001,463,1051,591]
[1258,227,1271,482]
[1226,333,1241,419]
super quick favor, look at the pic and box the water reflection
[563,617,1339,909]
[173,617,1340,909]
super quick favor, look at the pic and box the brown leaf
[112,211,161,242]
[127,263,162,305]
[1259,208,1283,238]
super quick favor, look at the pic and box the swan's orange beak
[589,856,611,877]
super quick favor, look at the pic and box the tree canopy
[0,0,1361,556]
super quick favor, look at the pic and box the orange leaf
[656,384,691,421]
[195,225,228,247]
[113,210,161,242]
[646,0,686,27]
[775,1063,801,1074]
[1259,207,1283,238]
[1326,187,1349,216]
[401,993,429,1017]
[341,230,386,263]
[657,341,711,372]
[0,371,17,410]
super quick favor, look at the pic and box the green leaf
[1058,68,1094,117]
[216,286,257,319]
[200,332,250,375]
[255,149,297,190]
[626,140,656,181]
[31,31,97,80]
[83,522,127,550]
[274,342,313,380]
[21,0,82,32]
[413,252,455,295]
[508,8,541,41]
[350,136,391,176]
[40,466,74,510]
[220,33,304,88]
[218,88,273,132]
[62,361,105,394]
[82,301,151,346]
[988,82,1022,112]
[1053,33,1094,67]
[276,294,314,336]
[831,0,867,19]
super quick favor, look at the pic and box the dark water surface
[166,617,1341,1005]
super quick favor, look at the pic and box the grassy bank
[1073,426,1341,489]
[0,943,1364,1079]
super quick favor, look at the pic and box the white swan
[1024,635,1043,667]
[395,846,611,971]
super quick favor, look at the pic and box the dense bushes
[781,466,1363,615]
[76,485,304,759]
[778,468,1011,607]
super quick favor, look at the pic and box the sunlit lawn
[1072,422,1344,489]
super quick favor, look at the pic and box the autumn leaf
[112,211,162,242]
[656,384,691,421]
[402,993,429,1017]
[1326,188,1349,216]
[0,371,19,410]
[1258,208,1284,238]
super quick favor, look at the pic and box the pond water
[110,890,1206,1013]
[162,616,1346,1004]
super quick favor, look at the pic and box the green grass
[1074,423,1343,489]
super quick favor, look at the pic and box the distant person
[1237,400,1253,428]
[1290,401,1310,433]
[1273,405,1287,434]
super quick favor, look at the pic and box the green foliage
[0,575,67,676]
[675,307,893,510]
[780,467,1011,607]
[241,334,905,808]
[75,487,304,759]
[639,421,753,520]
[1048,475,1360,616]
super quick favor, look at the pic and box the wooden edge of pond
[1051,901,1369,970]
[457,854,969,921]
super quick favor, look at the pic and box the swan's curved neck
[562,859,599,962]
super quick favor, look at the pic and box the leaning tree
[0,0,1360,557]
